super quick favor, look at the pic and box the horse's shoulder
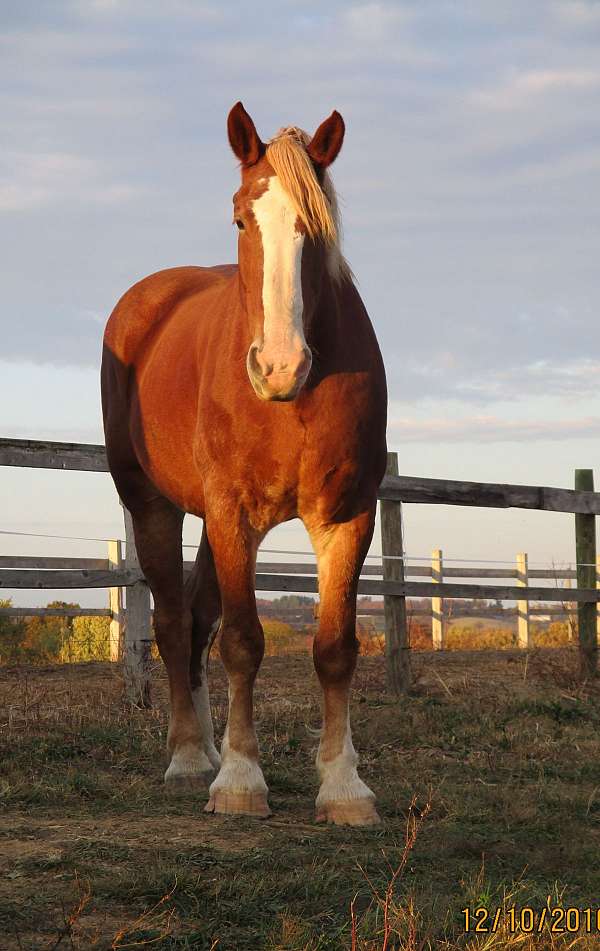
[103,265,237,364]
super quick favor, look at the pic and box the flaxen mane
[266,127,352,281]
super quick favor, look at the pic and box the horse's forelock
[264,130,351,281]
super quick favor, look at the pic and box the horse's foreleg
[203,515,270,818]
[308,507,380,827]
[185,526,222,773]
[128,498,215,789]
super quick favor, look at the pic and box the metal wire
[0,530,595,567]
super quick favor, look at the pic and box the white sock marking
[210,724,268,797]
[191,641,221,769]
[316,714,375,807]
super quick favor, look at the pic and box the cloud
[454,359,600,402]
[389,414,600,443]
[1,0,599,434]
[471,68,600,111]
[343,2,412,43]
[388,358,600,407]
[554,0,600,29]
[0,150,148,212]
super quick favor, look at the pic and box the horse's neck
[309,270,351,352]
[227,268,348,351]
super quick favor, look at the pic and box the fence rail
[1,437,598,699]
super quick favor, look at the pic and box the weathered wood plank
[0,602,574,622]
[1,557,574,581]
[0,437,107,472]
[0,556,110,570]
[528,569,577,580]
[379,473,600,514]
[0,568,142,588]
[255,573,600,602]
[0,607,111,617]
[529,605,575,615]
[400,582,600,603]
[2,437,600,516]
[2,564,593,604]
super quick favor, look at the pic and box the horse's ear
[307,110,345,169]
[227,102,265,167]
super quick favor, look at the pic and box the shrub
[60,615,111,662]
[408,620,432,650]
[261,619,309,656]
[446,623,515,650]
[532,621,573,648]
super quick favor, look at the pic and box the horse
[101,102,387,826]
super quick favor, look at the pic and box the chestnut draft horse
[101,103,387,826]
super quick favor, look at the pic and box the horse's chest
[206,461,299,534]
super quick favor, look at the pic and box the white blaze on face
[251,176,306,366]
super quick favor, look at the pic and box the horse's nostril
[257,355,274,378]
[249,346,270,379]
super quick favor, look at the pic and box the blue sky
[2,0,600,606]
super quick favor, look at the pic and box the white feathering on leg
[315,715,375,809]
[164,744,215,782]
[209,725,268,798]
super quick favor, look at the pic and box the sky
[2,0,600,607]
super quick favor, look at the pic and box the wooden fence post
[381,451,411,694]
[121,503,152,706]
[516,552,530,649]
[596,553,600,647]
[575,469,597,679]
[107,539,123,662]
[431,549,445,649]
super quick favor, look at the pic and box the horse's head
[227,102,347,402]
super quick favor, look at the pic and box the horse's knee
[219,620,264,676]
[314,632,358,685]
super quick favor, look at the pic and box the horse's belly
[129,387,207,516]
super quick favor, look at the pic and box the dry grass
[1,648,599,949]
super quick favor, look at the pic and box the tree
[22,601,78,663]
[0,599,26,664]
[273,595,314,608]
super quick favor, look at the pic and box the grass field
[1,648,600,949]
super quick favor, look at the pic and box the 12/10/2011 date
[462,907,600,934]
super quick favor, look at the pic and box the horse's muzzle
[246,344,312,401]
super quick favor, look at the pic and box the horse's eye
[235,219,245,231]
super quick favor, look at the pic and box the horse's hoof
[164,771,216,796]
[315,799,381,827]
[204,790,271,818]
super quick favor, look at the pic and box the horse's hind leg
[185,526,222,773]
[307,506,381,827]
[127,495,216,789]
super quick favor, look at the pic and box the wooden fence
[1,437,599,700]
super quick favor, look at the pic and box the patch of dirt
[0,814,266,857]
